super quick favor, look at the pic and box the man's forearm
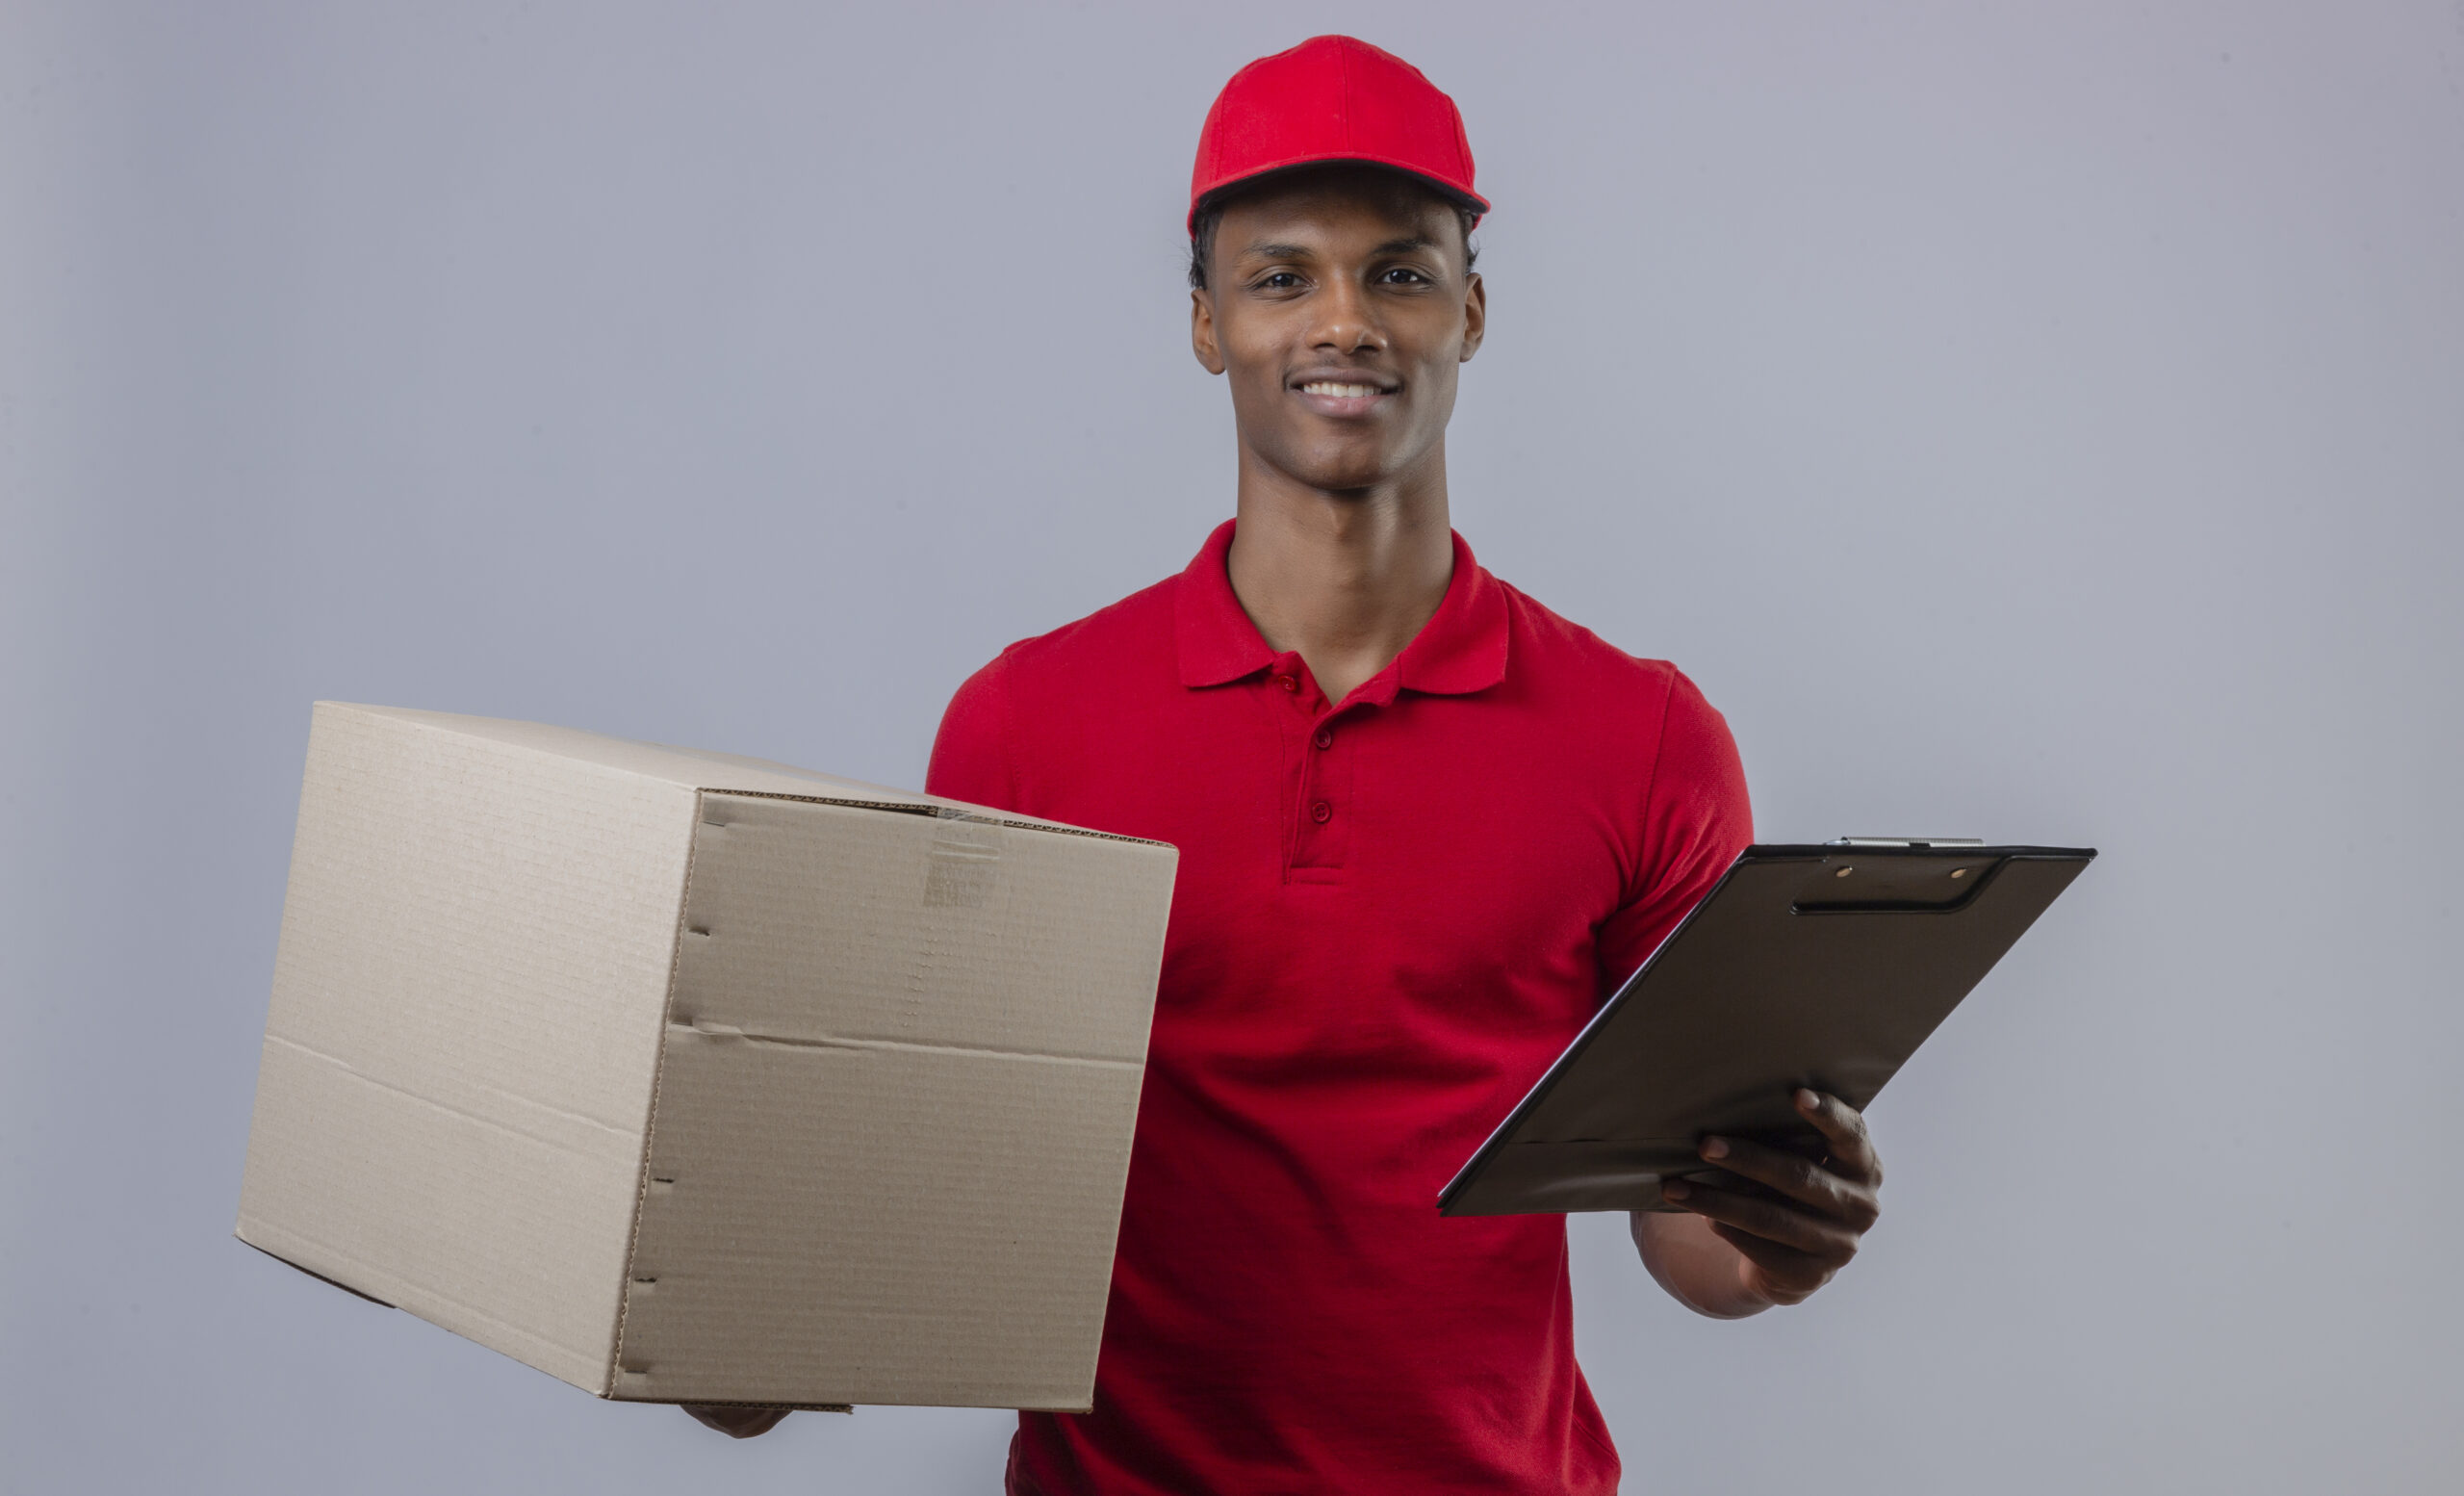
[1630,1210,1771,1319]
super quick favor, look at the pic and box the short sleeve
[924,652,1020,813]
[1595,668,1755,991]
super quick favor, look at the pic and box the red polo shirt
[927,520,1753,1496]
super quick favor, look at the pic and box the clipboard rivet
[1834,866,1853,878]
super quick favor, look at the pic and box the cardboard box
[236,704,1175,1410]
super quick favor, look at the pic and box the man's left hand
[1659,1089,1883,1307]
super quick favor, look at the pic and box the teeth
[1301,382,1384,398]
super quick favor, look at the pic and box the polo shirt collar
[1174,518,1509,697]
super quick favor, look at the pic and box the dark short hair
[1188,167,1481,291]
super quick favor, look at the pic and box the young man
[697,35,1883,1491]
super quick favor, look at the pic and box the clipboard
[1437,839,2095,1217]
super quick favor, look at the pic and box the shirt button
[1310,801,1333,823]
[1278,675,1298,692]
[1312,729,1333,750]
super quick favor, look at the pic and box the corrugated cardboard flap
[608,791,1175,1408]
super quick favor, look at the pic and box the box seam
[657,1022,1144,1068]
[603,787,706,1398]
[707,787,1170,848]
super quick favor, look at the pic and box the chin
[1296,467,1391,494]
[1281,443,1407,494]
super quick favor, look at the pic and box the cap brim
[1188,156,1489,234]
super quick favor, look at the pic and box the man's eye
[1257,271,1302,290]
[1379,268,1429,284]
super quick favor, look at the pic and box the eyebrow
[1236,235,1445,262]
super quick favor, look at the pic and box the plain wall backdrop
[5,3,2458,1492]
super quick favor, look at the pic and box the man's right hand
[682,1404,791,1438]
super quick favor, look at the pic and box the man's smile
[1292,372,1400,417]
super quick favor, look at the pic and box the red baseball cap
[1189,35,1487,234]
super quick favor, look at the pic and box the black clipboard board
[1437,840,2095,1217]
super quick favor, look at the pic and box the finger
[1795,1090,1882,1186]
[686,1405,790,1438]
[1697,1136,1879,1229]
[1662,1177,1861,1262]
[1707,1222,1831,1303]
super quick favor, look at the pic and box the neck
[1224,443,1455,704]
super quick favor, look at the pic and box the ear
[1191,288,1226,375]
[1458,271,1486,363]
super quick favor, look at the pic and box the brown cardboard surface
[238,704,693,1390]
[608,793,1166,1406]
[236,704,1175,1407]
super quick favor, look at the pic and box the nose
[1307,274,1384,355]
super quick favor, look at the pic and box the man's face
[1192,169,1486,495]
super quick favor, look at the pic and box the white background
[5,3,2458,1491]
